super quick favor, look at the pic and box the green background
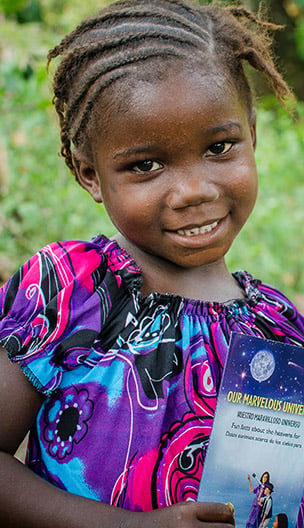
[0,0,303,309]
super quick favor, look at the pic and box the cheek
[102,188,155,232]
[229,165,258,209]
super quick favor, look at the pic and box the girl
[0,0,303,526]
[247,472,270,528]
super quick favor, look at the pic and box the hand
[129,501,235,527]
[247,475,253,492]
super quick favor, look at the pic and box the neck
[114,234,245,303]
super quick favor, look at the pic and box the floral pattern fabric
[0,235,304,513]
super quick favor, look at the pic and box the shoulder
[236,270,304,341]
[0,234,142,359]
[0,238,108,319]
[235,270,300,312]
[0,236,139,395]
[257,278,304,332]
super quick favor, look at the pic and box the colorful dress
[1,235,304,512]
[246,485,266,528]
[297,496,304,528]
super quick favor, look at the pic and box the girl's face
[262,472,269,483]
[77,69,257,270]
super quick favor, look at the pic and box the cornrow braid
[47,0,208,59]
[48,0,293,178]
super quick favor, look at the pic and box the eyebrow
[204,121,243,135]
[113,145,158,160]
[113,121,243,160]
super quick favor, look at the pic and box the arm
[247,474,253,493]
[0,348,234,528]
[260,514,266,527]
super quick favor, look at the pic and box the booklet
[198,333,304,527]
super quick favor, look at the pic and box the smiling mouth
[177,220,219,237]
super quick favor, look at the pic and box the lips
[177,220,219,237]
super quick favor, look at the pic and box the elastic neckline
[94,234,263,310]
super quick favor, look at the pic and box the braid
[48,0,293,178]
[222,4,292,106]
[48,0,206,59]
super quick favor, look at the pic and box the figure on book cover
[272,513,288,528]
[259,483,274,528]
[246,472,270,528]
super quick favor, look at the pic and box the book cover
[198,333,304,527]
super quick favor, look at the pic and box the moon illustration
[250,350,276,382]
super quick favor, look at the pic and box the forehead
[89,68,249,153]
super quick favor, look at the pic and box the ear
[249,108,257,151]
[72,149,103,203]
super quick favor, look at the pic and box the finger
[196,502,234,524]
[195,517,235,527]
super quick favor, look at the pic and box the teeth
[177,221,218,237]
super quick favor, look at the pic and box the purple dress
[246,485,266,528]
[0,235,304,511]
[297,496,304,528]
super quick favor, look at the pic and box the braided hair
[47,0,292,178]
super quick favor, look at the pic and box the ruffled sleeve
[0,239,129,395]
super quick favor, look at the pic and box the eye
[132,160,163,173]
[206,142,234,156]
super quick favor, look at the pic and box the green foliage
[0,0,28,15]
[0,1,114,282]
[295,19,304,60]
[0,0,303,308]
[227,100,304,304]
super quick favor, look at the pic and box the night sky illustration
[221,333,304,402]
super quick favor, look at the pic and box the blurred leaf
[16,1,43,23]
[0,0,27,15]
[295,19,304,59]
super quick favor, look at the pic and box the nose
[166,170,220,210]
